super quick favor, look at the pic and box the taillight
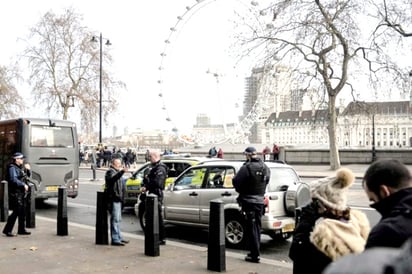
[264,196,269,213]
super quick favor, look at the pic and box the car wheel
[225,212,246,248]
[138,203,146,232]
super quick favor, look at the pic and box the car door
[199,166,237,224]
[163,166,207,223]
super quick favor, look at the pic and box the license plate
[128,192,138,197]
[127,185,140,191]
[46,186,59,191]
[282,223,295,233]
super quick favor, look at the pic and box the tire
[138,202,146,232]
[225,212,246,249]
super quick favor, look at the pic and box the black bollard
[57,186,68,236]
[207,199,226,272]
[25,183,36,228]
[144,194,159,256]
[95,191,109,245]
[0,180,8,222]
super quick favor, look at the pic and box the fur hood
[310,209,370,261]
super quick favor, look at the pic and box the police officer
[2,152,32,236]
[141,149,168,245]
[233,147,270,263]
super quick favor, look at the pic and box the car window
[165,162,192,178]
[174,167,207,190]
[134,166,150,181]
[206,167,235,189]
[267,167,300,192]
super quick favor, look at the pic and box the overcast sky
[1,0,254,135]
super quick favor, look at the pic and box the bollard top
[210,199,224,204]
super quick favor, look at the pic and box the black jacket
[105,165,125,203]
[289,202,332,274]
[145,161,168,200]
[366,187,412,249]
[233,158,270,205]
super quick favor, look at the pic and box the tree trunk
[328,95,341,170]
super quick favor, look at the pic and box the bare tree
[0,64,24,119]
[373,0,412,37]
[236,0,408,170]
[22,8,125,137]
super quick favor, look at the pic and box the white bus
[0,118,79,200]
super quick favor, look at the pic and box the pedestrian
[141,149,168,245]
[272,143,280,161]
[289,168,370,274]
[233,146,270,263]
[217,148,224,159]
[208,146,217,157]
[145,149,150,162]
[2,152,32,236]
[362,159,412,249]
[105,158,129,246]
[262,146,271,162]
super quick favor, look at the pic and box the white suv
[135,160,310,248]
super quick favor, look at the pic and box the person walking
[233,146,270,263]
[362,159,412,249]
[272,143,280,161]
[105,157,129,246]
[2,152,32,237]
[141,149,168,245]
[289,168,370,274]
[217,148,224,159]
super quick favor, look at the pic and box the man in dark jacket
[105,158,128,246]
[142,149,168,245]
[233,146,270,263]
[363,159,412,249]
[2,152,32,236]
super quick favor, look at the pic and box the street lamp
[91,33,111,144]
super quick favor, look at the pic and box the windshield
[30,125,74,148]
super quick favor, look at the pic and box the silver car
[135,160,310,248]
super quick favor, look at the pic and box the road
[33,169,380,263]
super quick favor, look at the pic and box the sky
[0,0,257,137]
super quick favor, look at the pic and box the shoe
[18,231,31,235]
[121,239,129,244]
[111,242,125,246]
[3,232,15,237]
[245,254,260,263]
[159,240,166,245]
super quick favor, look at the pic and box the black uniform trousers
[242,202,264,258]
[3,193,27,234]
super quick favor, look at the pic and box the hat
[12,152,25,159]
[309,168,354,211]
[244,146,257,155]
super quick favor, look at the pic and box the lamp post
[372,113,376,162]
[92,33,111,144]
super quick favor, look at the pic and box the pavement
[0,163,393,274]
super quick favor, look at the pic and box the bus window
[31,126,74,148]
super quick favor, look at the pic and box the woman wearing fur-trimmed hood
[289,168,370,274]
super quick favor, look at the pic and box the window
[174,167,207,190]
[31,125,74,147]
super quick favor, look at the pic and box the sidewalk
[0,216,292,274]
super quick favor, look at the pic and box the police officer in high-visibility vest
[233,147,270,263]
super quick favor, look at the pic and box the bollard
[57,186,68,236]
[25,183,36,228]
[207,199,226,272]
[95,191,109,245]
[0,181,9,222]
[144,194,159,256]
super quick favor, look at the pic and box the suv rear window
[267,167,300,192]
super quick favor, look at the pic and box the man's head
[363,159,412,204]
[111,158,122,170]
[243,146,257,160]
[149,149,161,163]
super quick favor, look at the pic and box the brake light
[264,196,269,213]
